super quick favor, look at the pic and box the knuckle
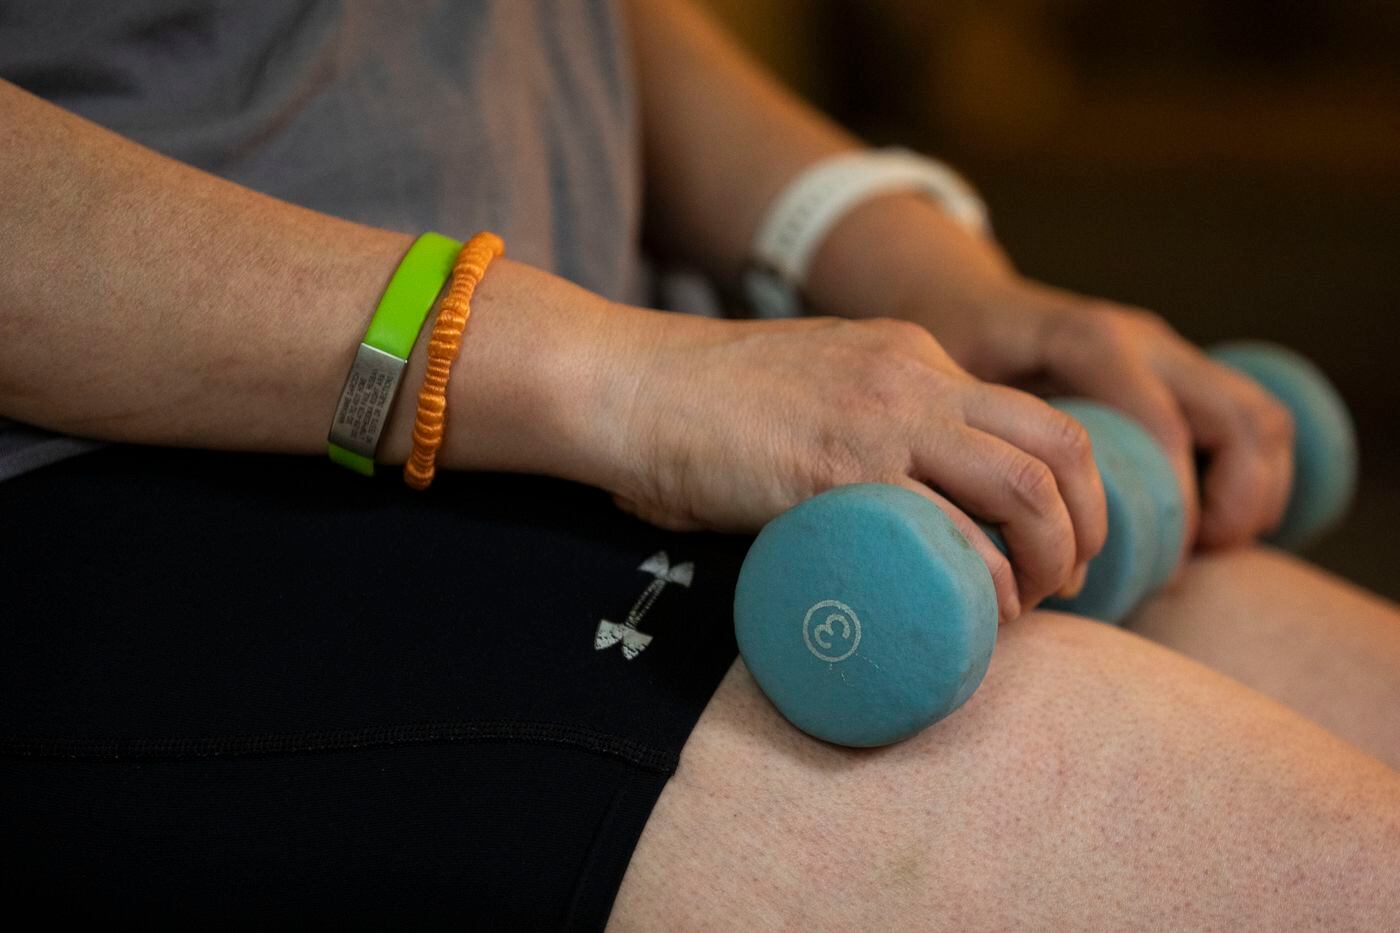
[808,419,907,488]
[1079,305,1135,347]
[1032,538,1077,597]
[1083,513,1109,560]
[863,316,930,346]
[1005,455,1059,516]
[865,317,958,371]
[809,424,867,485]
[1205,471,1257,527]
[1015,548,1072,606]
[986,549,1015,592]
[849,359,921,427]
[1257,399,1295,449]
[1050,410,1094,466]
[1152,410,1192,455]
[850,349,958,421]
[1124,305,1172,334]
[1206,498,1253,544]
[1054,304,1165,366]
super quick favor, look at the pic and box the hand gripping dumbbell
[1208,341,1358,550]
[734,342,1357,747]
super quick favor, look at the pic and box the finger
[910,424,1078,610]
[1044,347,1197,562]
[962,384,1108,570]
[1260,430,1295,537]
[891,475,1021,624]
[1157,354,1294,548]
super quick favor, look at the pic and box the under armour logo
[594,551,693,660]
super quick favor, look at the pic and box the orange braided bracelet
[403,230,505,490]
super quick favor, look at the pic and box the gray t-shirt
[0,0,645,480]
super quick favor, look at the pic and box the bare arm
[0,75,1101,614]
[0,78,631,487]
[624,0,1296,552]
[623,0,998,301]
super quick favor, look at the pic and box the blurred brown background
[702,0,1400,598]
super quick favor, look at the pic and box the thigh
[609,612,1400,931]
[1126,546,1400,768]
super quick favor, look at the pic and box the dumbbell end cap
[1210,341,1359,550]
[735,484,997,747]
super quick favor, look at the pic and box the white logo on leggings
[594,551,693,660]
[803,599,862,662]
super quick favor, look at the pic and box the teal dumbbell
[735,483,998,747]
[1208,341,1358,550]
[1039,398,1185,622]
[1048,341,1357,617]
[735,344,1355,746]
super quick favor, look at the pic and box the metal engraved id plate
[327,342,408,459]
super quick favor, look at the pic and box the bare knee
[1126,546,1400,768]
[610,613,1400,930]
[1131,544,1396,632]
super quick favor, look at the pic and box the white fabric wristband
[743,147,990,318]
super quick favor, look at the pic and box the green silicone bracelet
[327,232,462,475]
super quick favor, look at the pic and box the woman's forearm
[623,0,1010,316]
[623,0,857,281]
[0,78,634,487]
[0,81,1102,607]
[0,80,412,450]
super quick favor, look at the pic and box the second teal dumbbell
[1038,398,1185,622]
[1208,341,1358,550]
[1051,340,1359,619]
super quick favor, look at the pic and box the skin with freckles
[609,613,1400,932]
[1127,547,1400,769]
[615,312,1106,615]
[0,79,1099,622]
[4,0,1398,925]
[605,13,1400,918]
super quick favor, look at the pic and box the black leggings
[0,445,744,927]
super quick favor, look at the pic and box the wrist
[806,192,1010,315]
[744,149,996,319]
[803,192,1017,360]
[374,259,661,495]
[546,301,731,502]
